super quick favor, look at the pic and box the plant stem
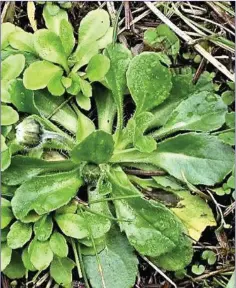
[89,194,141,204]
[71,238,83,279]
[77,244,91,288]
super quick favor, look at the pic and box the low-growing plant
[1,4,235,288]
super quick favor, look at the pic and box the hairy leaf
[86,54,110,82]
[78,9,110,44]
[3,251,25,279]
[28,239,53,270]
[2,156,77,186]
[34,215,53,241]
[8,30,35,54]
[76,109,95,143]
[11,170,83,219]
[127,52,172,114]
[84,226,138,288]
[33,29,68,72]
[59,19,75,57]
[23,60,62,90]
[47,69,65,96]
[50,257,75,286]
[43,5,68,35]
[1,243,12,271]
[153,91,227,139]
[1,54,25,80]
[111,133,234,185]
[1,22,16,49]
[49,232,68,257]
[9,79,38,114]
[7,221,32,249]
[71,130,114,164]
[104,43,132,129]
[108,168,193,268]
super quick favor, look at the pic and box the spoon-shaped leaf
[127,52,172,114]
[33,29,68,72]
[1,54,25,80]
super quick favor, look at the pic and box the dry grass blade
[1,1,15,23]
[145,2,235,82]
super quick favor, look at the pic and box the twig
[46,95,74,120]
[123,168,166,176]
[124,1,131,30]
[192,57,207,85]
[71,238,83,279]
[145,2,235,82]
[180,267,234,285]
[141,256,177,288]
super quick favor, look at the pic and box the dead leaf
[27,2,37,31]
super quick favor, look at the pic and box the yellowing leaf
[171,191,216,241]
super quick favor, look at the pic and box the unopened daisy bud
[16,118,43,147]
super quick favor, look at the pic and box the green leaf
[1,243,12,271]
[1,135,8,152]
[78,9,110,44]
[227,175,235,189]
[55,213,89,239]
[8,30,35,53]
[1,54,25,80]
[222,90,234,105]
[11,169,83,220]
[22,246,37,271]
[76,93,91,111]
[1,105,19,126]
[226,112,235,128]
[133,112,157,153]
[226,271,235,288]
[73,41,99,71]
[71,130,114,164]
[79,78,92,97]
[50,257,75,286]
[218,131,235,146]
[34,215,53,241]
[47,70,65,96]
[23,60,62,90]
[153,176,183,191]
[144,24,180,56]
[171,191,216,241]
[1,206,14,229]
[1,227,10,242]
[202,250,217,265]
[66,72,81,95]
[191,264,205,275]
[9,79,38,114]
[127,52,172,114]
[28,239,53,270]
[49,232,68,257]
[94,85,117,133]
[104,43,132,129]
[7,221,32,249]
[108,168,193,270]
[43,5,68,35]
[33,29,68,72]
[59,19,75,57]
[86,54,110,82]
[153,91,227,139]
[84,226,138,288]
[1,80,12,103]
[1,148,12,172]
[1,22,16,49]
[112,133,234,185]
[76,109,95,143]
[97,27,113,49]
[55,211,110,240]
[2,156,77,186]
[149,70,215,129]
[3,251,25,279]
[33,90,78,134]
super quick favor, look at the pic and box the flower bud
[16,118,43,147]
